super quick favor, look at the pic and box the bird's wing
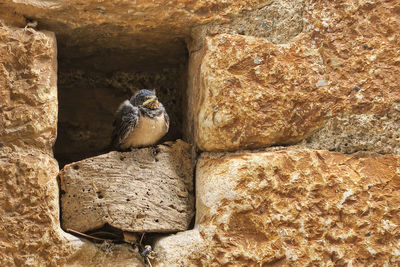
[112,100,139,149]
[163,109,170,130]
[158,103,169,129]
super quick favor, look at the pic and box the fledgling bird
[111,89,169,150]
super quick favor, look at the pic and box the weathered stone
[191,33,324,151]
[191,0,400,152]
[303,104,400,154]
[2,0,400,265]
[0,24,57,154]
[0,146,145,267]
[65,241,144,267]
[191,0,304,44]
[0,146,65,266]
[153,230,207,267]
[0,0,276,71]
[0,24,144,266]
[154,148,400,266]
[60,140,194,233]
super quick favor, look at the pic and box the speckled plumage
[112,90,169,150]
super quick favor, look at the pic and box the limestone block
[0,0,275,70]
[153,229,207,267]
[0,24,58,153]
[192,0,400,152]
[303,105,400,154]
[0,146,145,266]
[153,148,400,266]
[0,146,64,266]
[59,140,194,233]
[0,24,144,267]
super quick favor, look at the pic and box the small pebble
[365,232,371,237]
[354,86,361,91]
[363,44,369,49]
[259,209,264,214]
[316,80,329,87]
[254,57,262,64]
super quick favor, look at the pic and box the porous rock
[0,24,57,154]
[0,24,144,266]
[0,145,145,267]
[59,140,194,233]
[303,104,400,154]
[0,0,278,71]
[154,148,400,266]
[2,0,400,266]
[191,0,400,152]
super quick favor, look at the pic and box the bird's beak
[142,98,156,106]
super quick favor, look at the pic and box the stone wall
[1,0,400,266]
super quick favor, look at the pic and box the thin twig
[66,228,114,241]
[139,233,145,245]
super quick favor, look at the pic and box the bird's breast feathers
[121,113,168,149]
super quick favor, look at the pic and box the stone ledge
[59,140,194,233]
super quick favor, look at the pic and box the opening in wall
[54,40,188,168]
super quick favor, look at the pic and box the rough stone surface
[0,24,144,267]
[304,104,400,154]
[65,241,144,267]
[192,0,304,44]
[0,0,276,70]
[0,146,66,266]
[0,136,144,267]
[0,24,57,154]
[192,0,400,152]
[154,148,400,266]
[2,0,400,266]
[153,230,207,267]
[60,140,194,233]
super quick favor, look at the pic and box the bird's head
[130,89,160,109]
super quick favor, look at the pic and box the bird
[111,89,169,150]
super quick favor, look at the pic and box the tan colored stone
[0,0,274,70]
[60,140,194,233]
[154,148,400,266]
[2,0,400,266]
[65,240,144,267]
[0,24,57,154]
[0,146,145,267]
[191,0,304,44]
[192,33,324,151]
[0,24,144,266]
[303,105,400,154]
[0,146,65,266]
[192,0,400,152]
[153,229,207,267]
